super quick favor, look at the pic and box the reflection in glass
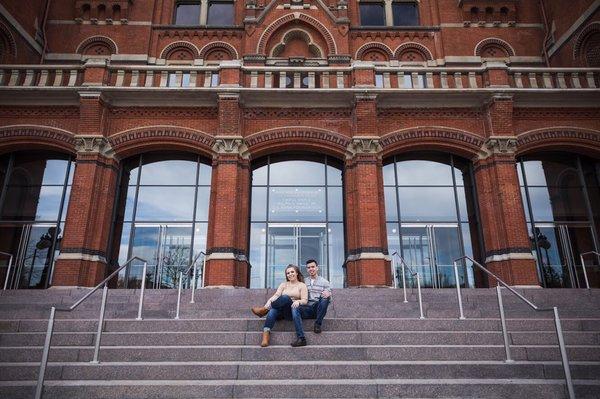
[268,187,326,222]
[135,187,195,221]
[360,3,385,26]
[398,187,457,221]
[207,1,234,25]
[249,223,267,288]
[251,187,267,221]
[195,186,211,221]
[140,159,197,186]
[174,3,201,25]
[392,2,419,26]
[327,187,343,222]
[396,159,453,186]
[269,160,325,186]
[328,223,344,287]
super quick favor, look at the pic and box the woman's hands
[264,299,272,309]
[291,300,300,309]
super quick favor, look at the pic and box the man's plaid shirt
[305,275,331,303]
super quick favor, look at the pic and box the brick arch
[0,21,17,61]
[517,127,600,157]
[271,29,324,58]
[159,41,200,60]
[0,125,76,155]
[380,127,485,159]
[199,41,239,60]
[245,127,351,160]
[474,37,515,57]
[573,22,600,66]
[109,126,215,159]
[355,42,393,61]
[76,35,118,55]
[257,13,338,56]
[394,42,434,62]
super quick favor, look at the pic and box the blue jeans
[299,297,330,326]
[264,295,305,338]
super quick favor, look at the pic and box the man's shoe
[260,331,270,347]
[251,306,269,318]
[291,337,307,347]
[313,324,322,334]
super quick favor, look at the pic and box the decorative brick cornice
[243,108,351,119]
[74,135,115,158]
[478,136,518,159]
[380,127,485,158]
[346,136,382,159]
[0,125,76,153]
[516,127,600,154]
[109,107,217,119]
[212,136,249,159]
[245,127,351,158]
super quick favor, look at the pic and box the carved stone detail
[346,136,382,158]
[75,135,115,158]
[213,136,249,158]
[479,136,518,159]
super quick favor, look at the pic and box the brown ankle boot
[251,306,269,318]
[260,330,270,347]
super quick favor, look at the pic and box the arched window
[383,153,482,288]
[0,152,74,289]
[111,152,212,288]
[518,153,600,288]
[249,154,345,288]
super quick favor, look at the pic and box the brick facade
[0,0,599,288]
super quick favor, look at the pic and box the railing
[243,66,351,89]
[579,251,600,289]
[0,65,83,87]
[452,255,575,399]
[107,65,220,88]
[35,256,148,399]
[509,67,598,89]
[391,252,424,319]
[373,66,485,89]
[1,251,14,290]
[174,251,206,320]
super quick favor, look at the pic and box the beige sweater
[269,281,308,305]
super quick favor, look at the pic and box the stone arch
[257,13,338,56]
[394,42,433,62]
[270,29,323,58]
[517,127,600,158]
[245,127,351,160]
[76,35,118,56]
[109,126,215,159]
[573,22,600,67]
[355,42,393,62]
[199,41,239,60]
[380,127,485,159]
[0,125,76,155]
[474,37,515,57]
[159,41,201,61]
[0,21,17,62]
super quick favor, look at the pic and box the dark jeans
[299,297,330,326]
[264,295,305,338]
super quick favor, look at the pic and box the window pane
[251,187,267,221]
[386,222,400,257]
[327,187,343,222]
[10,157,69,185]
[135,187,195,221]
[60,186,71,221]
[398,187,458,221]
[392,2,419,26]
[140,159,197,185]
[383,162,395,186]
[521,187,531,222]
[328,223,345,288]
[1,185,63,221]
[249,223,267,288]
[123,186,137,221]
[35,186,64,220]
[360,3,385,26]
[268,187,326,221]
[0,156,8,189]
[193,222,208,256]
[207,1,234,25]
[384,186,398,221]
[396,160,453,186]
[327,165,343,186]
[527,186,590,222]
[521,158,580,187]
[253,165,268,186]
[195,187,211,221]
[269,160,325,186]
[174,3,201,25]
[456,187,468,222]
[117,222,132,268]
[198,163,212,186]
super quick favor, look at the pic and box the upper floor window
[207,0,234,26]
[173,0,234,26]
[174,2,201,25]
[360,2,386,26]
[392,1,419,26]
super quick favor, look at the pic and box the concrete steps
[0,288,599,398]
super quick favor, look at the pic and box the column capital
[478,136,518,159]
[346,136,382,159]
[74,135,115,158]
[212,136,249,159]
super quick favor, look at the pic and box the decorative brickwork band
[74,135,115,158]
[516,127,600,155]
[0,125,76,154]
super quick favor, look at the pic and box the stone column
[344,137,392,287]
[52,136,118,287]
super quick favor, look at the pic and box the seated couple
[250,259,331,347]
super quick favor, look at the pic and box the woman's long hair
[284,264,304,283]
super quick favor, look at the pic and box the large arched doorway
[0,151,74,288]
[518,153,600,288]
[111,152,212,288]
[383,152,483,288]
[249,154,345,288]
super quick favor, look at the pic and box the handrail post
[191,259,197,304]
[578,254,591,289]
[136,261,147,320]
[416,273,425,319]
[453,261,466,320]
[400,257,407,303]
[91,284,108,363]
[2,253,13,290]
[496,285,513,362]
[175,272,183,320]
[35,306,56,399]
[201,254,207,288]
[553,307,575,399]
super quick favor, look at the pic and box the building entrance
[266,223,327,288]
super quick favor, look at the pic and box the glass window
[398,187,458,222]
[139,158,197,185]
[135,187,196,221]
[269,160,325,186]
[269,187,326,222]
[396,159,453,186]
[207,1,234,26]
[327,187,344,222]
[174,3,201,25]
[360,3,386,26]
[251,187,267,221]
[383,162,396,186]
[392,2,419,26]
[328,223,345,288]
[195,186,211,221]
[384,186,398,221]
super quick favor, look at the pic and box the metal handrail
[35,256,148,399]
[0,251,14,290]
[579,251,600,289]
[391,252,424,319]
[453,255,575,399]
[174,252,206,320]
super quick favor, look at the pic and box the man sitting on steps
[299,259,331,334]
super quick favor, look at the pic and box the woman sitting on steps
[251,265,308,347]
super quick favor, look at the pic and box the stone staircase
[0,288,599,398]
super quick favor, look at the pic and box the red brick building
[0,0,599,290]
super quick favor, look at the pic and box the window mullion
[200,0,209,25]
[384,0,394,27]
